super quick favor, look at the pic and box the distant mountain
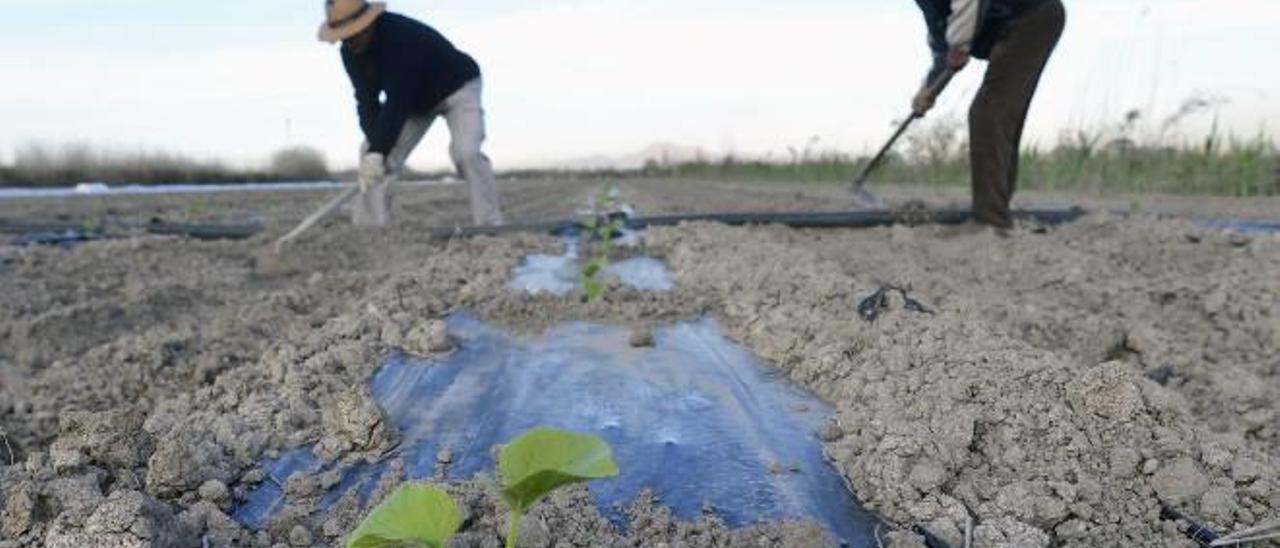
[553,142,715,170]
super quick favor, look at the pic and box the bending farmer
[912,0,1065,228]
[319,0,505,226]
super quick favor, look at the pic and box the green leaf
[582,258,607,277]
[582,276,605,301]
[347,484,460,548]
[499,427,619,513]
[581,257,609,301]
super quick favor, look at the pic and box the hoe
[849,69,956,209]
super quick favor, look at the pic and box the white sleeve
[946,0,981,50]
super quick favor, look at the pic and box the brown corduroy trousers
[969,0,1066,228]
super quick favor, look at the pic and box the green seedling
[602,217,625,241]
[581,257,608,302]
[498,427,619,548]
[345,428,618,548]
[347,483,460,548]
[578,185,627,301]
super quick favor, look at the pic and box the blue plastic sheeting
[1197,219,1280,234]
[231,449,322,528]
[232,315,880,546]
[506,241,674,295]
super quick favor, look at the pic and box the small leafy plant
[346,427,619,548]
[579,216,624,302]
[580,254,608,302]
[498,427,619,548]
[579,185,627,302]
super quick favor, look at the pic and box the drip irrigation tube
[133,219,262,240]
[1,218,263,244]
[0,219,92,234]
[1161,504,1221,547]
[426,207,1090,239]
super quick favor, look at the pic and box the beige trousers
[353,78,506,227]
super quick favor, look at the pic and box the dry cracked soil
[0,179,1277,548]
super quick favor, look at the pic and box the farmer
[911,0,1065,229]
[318,0,505,227]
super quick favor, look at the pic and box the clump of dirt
[48,409,153,473]
[44,489,198,548]
[314,387,397,462]
[647,218,1279,547]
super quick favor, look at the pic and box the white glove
[358,153,386,192]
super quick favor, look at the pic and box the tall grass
[648,103,1280,197]
[651,132,1277,197]
[0,142,331,188]
[4,101,1276,197]
[1019,133,1277,196]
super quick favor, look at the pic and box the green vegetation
[1018,133,1277,197]
[498,428,619,548]
[579,186,626,302]
[7,98,1273,195]
[10,135,1270,193]
[648,136,1278,196]
[345,427,619,548]
[0,142,331,187]
[645,107,1279,197]
[348,484,460,548]
[269,146,331,181]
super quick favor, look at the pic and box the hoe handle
[851,69,957,189]
[273,186,360,253]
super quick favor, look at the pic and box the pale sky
[1,0,1276,171]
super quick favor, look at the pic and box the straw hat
[318,0,386,43]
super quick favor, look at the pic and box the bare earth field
[1,179,1277,547]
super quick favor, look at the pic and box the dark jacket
[341,12,481,155]
[915,0,1048,83]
